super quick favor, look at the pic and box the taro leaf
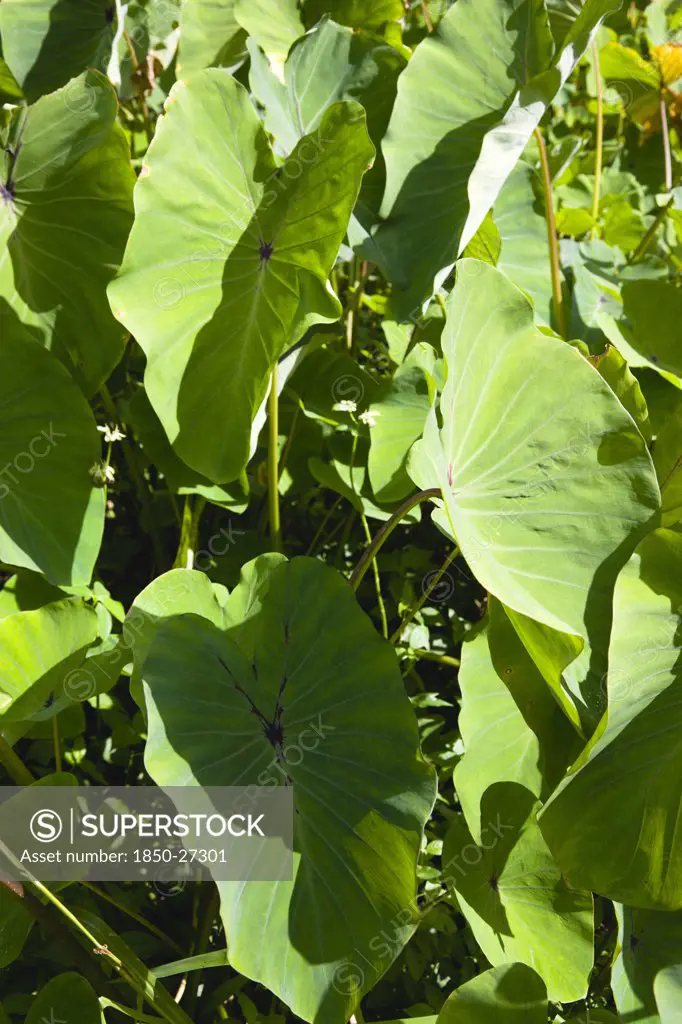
[108,74,373,483]
[0,321,104,585]
[620,280,682,379]
[0,71,134,396]
[0,882,33,968]
[26,974,102,1024]
[176,0,246,74]
[0,0,115,103]
[539,528,682,910]
[495,161,553,326]
[599,41,661,123]
[234,0,304,73]
[248,19,405,210]
[437,963,547,1023]
[124,566,230,710]
[463,210,502,266]
[0,599,99,724]
[367,355,433,504]
[0,55,21,102]
[612,905,682,1024]
[653,400,682,527]
[656,964,682,1023]
[302,0,404,35]
[141,556,436,1024]
[454,597,579,842]
[408,260,660,722]
[589,343,653,442]
[370,0,618,315]
[443,794,593,1003]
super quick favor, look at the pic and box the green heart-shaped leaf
[409,260,660,722]
[0,322,104,585]
[141,556,436,1023]
[109,72,373,483]
[540,528,682,910]
[0,71,134,395]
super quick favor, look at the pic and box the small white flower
[97,423,126,443]
[103,464,116,484]
[333,399,358,414]
[359,409,381,428]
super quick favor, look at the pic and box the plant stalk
[268,367,282,552]
[534,126,567,339]
[173,494,206,569]
[629,196,675,263]
[390,546,460,644]
[591,39,604,236]
[661,92,673,192]
[351,489,440,591]
[0,734,35,785]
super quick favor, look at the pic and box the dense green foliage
[0,0,681,1022]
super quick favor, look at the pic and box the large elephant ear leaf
[176,0,247,74]
[26,973,102,1024]
[408,260,660,722]
[0,70,134,395]
[0,322,104,585]
[109,72,373,483]
[539,528,682,910]
[370,0,619,315]
[612,906,682,1023]
[141,556,436,1024]
[0,0,114,103]
[437,963,547,1023]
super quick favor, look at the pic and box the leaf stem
[350,489,440,591]
[52,714,62,773]
[402,648,460,668]
[173,495,206,569]
[591,40,604,236]
[534,126,567,339]
[420,0,434,32]
[0,734,35,785]
[268,367,282,552]
[390,546,460,644]
[629,196,675,263]
[360,512,388,637]
[661,92,673,192]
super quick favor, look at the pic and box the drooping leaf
[589,343,653,442]
[496,161,553,325]
[0,882,33,968]
[109,73,373,483]
[539,528,682,910]
[437,963,547,1023]
[0,321,104,585]
[408,260,660,722]
[656,964,682,1023]
[369,0,618,315]
[235,0,304,74]
[620,280,682,379]
[0,71,134,395]
[367,351,434,504]
[653,398,682,526]
[176,0,246,74]
[599,41,661,123]
[454,598,579,842]
[248,18,405,210]
[612,905,682,1024]
[0,598,99,723]
[141,556,436,1024]
[0,0,114,103]
[443,791,593,1002]
[26,974,102,1024]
